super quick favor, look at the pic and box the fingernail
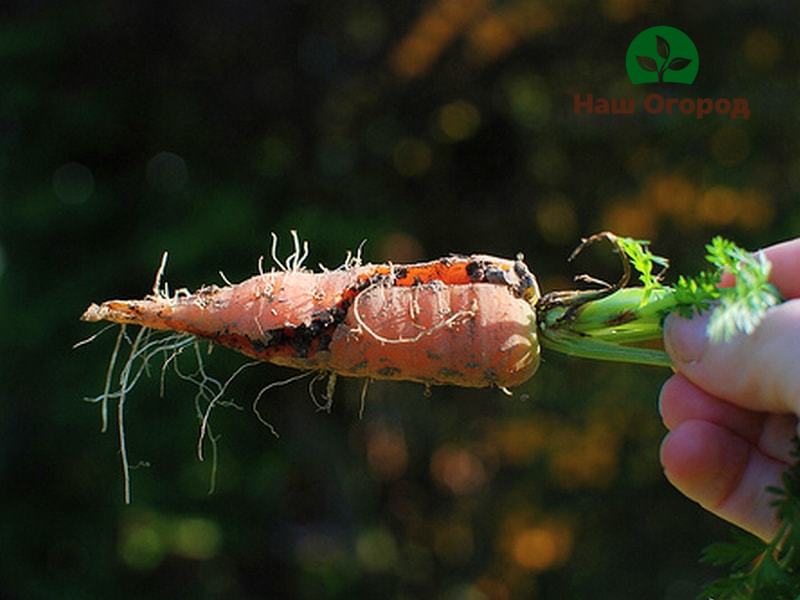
[664,312,710,365]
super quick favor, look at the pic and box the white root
[359,378,371,420]
[100,325,126,432]
[340,238,368,270]
[307,371,326,411]
[324,372,337,412]
[152,251,169,298]
[252,370,317,438]
[270,232,287,272]
[286,229,310,272]
[268,230,312,273]
[72,323,116,350]
[117,326,147,504]
[352,283,477,345]
[197,359,261,461]
[219,270,234,287]
[308,371,337,413]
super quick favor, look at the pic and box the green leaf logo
[626,26,699,85]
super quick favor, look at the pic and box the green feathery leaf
[616,236,669,304]
[618,236,781,342]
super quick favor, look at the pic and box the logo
[572,25,749,120]
[626,26,699,85]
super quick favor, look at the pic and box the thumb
[663,300,800,415]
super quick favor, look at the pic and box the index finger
[720,238,800,299]
[761,237,800,299]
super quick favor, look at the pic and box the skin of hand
[659,237,800,541]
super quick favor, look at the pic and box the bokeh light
[146,152,188,194]
[430,445,488,495]
[393,137,433,177]
[389,0,489,79]
[53,162,93,204]
[355,528,398,572]
[534,195,578,244]
[743,29,782,69]
[437,100,481,142]
[601,0,645,23]
[510,521,573,571]
[172,517,222,560]
[365,422,408,481]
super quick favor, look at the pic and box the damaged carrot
[82,249,542,389]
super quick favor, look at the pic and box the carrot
[82,251,542,389]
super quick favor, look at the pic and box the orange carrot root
[82,253,541,389]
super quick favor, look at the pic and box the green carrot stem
[536,286,677,368]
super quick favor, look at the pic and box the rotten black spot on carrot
[350,359,368,371]
[377,366,401,377]
[514,258,539,302]
[465,261,483,281]
[439,368,463,378]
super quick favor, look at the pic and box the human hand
[659,237,800,540]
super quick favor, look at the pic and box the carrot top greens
[536,235,782,369]
[617,235,781,340]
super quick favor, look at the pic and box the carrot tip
[81,303,104,322]
[81,298,168,327]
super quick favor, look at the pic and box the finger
[659,373,797,464]
[719,238,800,298]
[760,238,800,299]
[664,300,800,415]
[660,419,786,541]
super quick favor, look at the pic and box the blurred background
[1,0,799,598]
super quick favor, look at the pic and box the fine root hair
[81,323,257,499]
[352,283,478,345]
[267,230,311,274]
[252,370,317,438]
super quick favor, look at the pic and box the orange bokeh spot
[602,198,657,239]
[366,423,408,481]
[697,186,740,226]
[647,174,697,223]
[510,522,573,571]
[467,2,556,64]
[430,445,488,495]
[389,0,489,79]
[737,189,774,229]
[490,419,549,464]
[549,422,619,489]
